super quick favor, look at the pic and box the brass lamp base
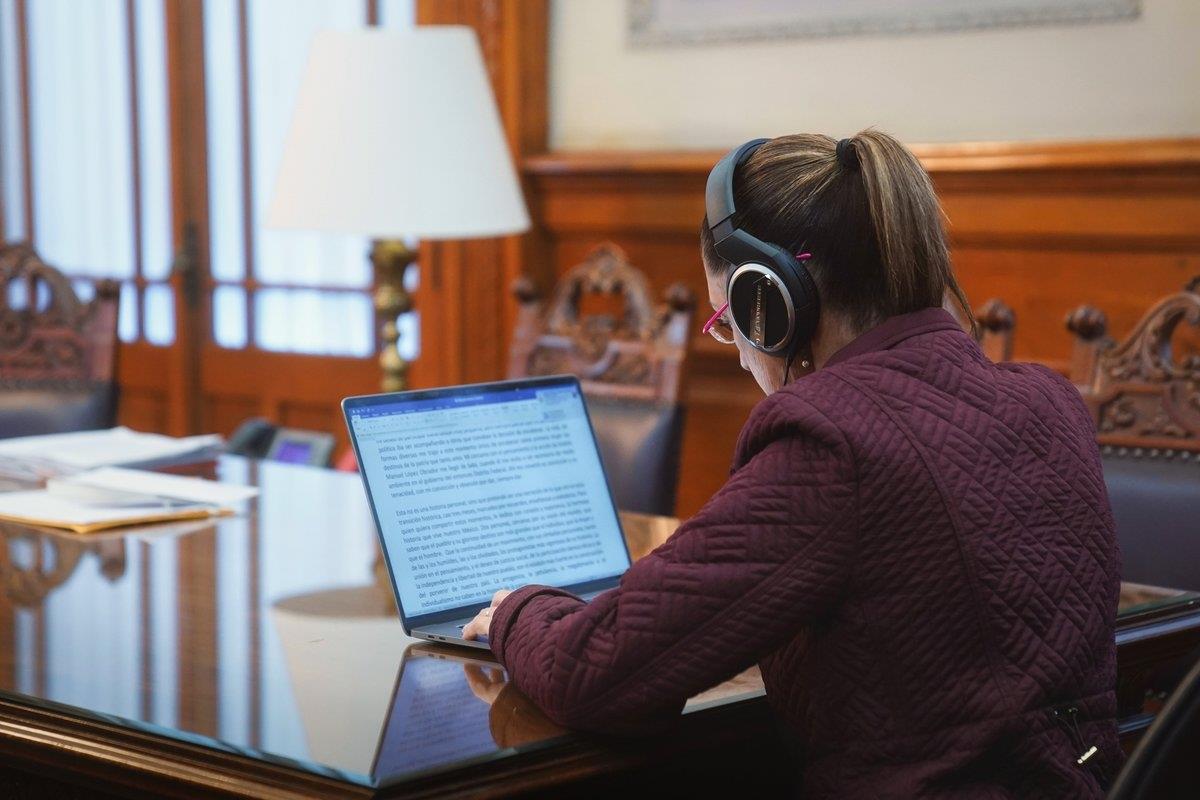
[371,239,417,393]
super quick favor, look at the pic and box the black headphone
[705,138,820,355]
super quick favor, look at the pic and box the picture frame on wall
[628,0,1142,47]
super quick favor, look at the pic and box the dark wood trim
[15,0,33,246]
[366,0,379,26]
[126,0,145,342]
[0,695,371,800]
[0,679,778,800]
[164,0,210,436]
[139,541,152,724]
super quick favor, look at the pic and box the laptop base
[413,621,491,650]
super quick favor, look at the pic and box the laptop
[343,376,633,650]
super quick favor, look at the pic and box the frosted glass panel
[72,279,96,302]
[143,283,175,346]
[119,283,138,343]
[6,278,51,311]
[135,0,173,280]
[249,0,369,289]
[379,0,414,28]
[254,289,372,356]
[213,285,248,349]
[0,0,26,241]
[27,0,134,279]
[205,0,245,282]
[396,310,419,361]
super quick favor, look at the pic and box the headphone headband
[705,138,768,245]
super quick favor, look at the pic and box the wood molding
[521,138,1200,515]
[525,138,1200,176]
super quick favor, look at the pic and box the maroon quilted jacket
[491,307,1121,798]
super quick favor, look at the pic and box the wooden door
[0,0,201,435]
[1,0,549,451]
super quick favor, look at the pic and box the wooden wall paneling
[116,344,171,433]
[201,395,258,442]
[413,0,548,388]
[198,348,381,454]
[522,140,1200,517]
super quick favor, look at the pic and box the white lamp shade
[266,27,530,240]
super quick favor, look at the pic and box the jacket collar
[824,307,964,368]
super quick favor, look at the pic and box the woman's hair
[701,130,974,335]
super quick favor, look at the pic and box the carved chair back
[1066,278,1200,452]
[1066,278,1200,591]
[0,244,121,437]
[508,242,695,403]
[508,243,695,516]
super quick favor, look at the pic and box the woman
[464,131,1120,798]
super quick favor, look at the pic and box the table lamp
[266,27,530,392]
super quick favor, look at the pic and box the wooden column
[413,0,549,388]
[163,0,209,435]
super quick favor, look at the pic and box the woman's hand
[464,663,507,705]
[462,663,566,747]
[462,589,512,641]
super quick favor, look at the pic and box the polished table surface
[0,456,1195,798]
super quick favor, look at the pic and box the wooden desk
[0,456,1193,798]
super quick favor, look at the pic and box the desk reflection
[0,522,127,606]
[372,645,566,785]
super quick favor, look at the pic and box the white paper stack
[0,427,223,480]
[0,467,258,534]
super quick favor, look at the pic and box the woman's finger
[462,614,485,640]
[462,606,492,640]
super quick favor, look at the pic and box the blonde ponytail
[850,131,975,335]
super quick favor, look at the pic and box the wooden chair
[509,243,695,515]
[1066,278,1200,590]
[1066,277,1200,451]
[0,244,120,439]
[945,295,1016,362]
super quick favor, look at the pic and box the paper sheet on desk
[0,427,222,473]
[50,467,259,505]
[0,490,229,534]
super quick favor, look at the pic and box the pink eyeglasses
[702,252,811,345]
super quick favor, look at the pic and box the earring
[800,359,812,370]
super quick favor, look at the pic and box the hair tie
[836,138,859,171]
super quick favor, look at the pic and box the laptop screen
[346,379,630,621]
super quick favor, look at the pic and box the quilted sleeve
[488,410,858,735]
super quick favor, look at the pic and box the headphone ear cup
[727,266,795,352]
[725,253,819,354]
